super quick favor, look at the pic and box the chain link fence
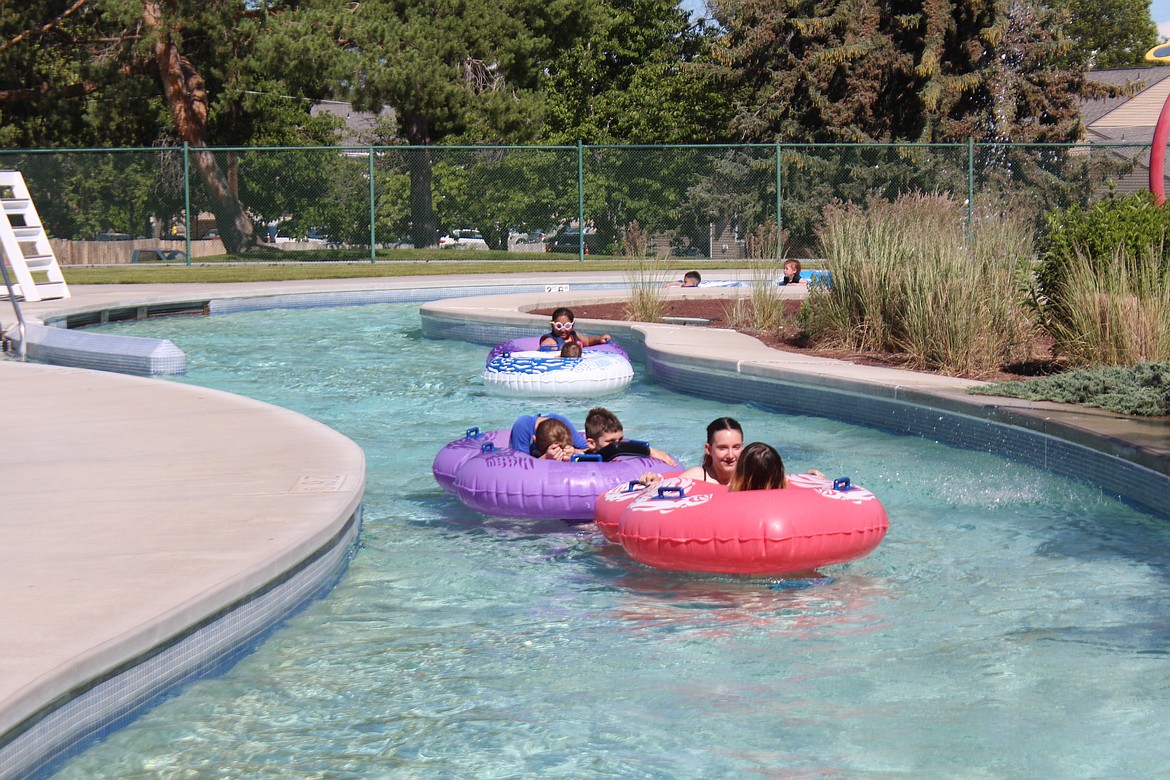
[0,141,1149,264]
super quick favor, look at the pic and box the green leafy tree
[539,0,732,144]
[1,1,343,250]
[1052,0,1158,70]
[432,148,577,250]
[336,0,550,247]
[0,1,157,148]
[706,0,1129,249]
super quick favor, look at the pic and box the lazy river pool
[53,302,1170,777]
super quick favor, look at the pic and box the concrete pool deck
[2,271,1168,776]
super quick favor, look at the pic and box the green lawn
[60,251,755,284]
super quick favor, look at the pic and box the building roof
[1082,66,1170,142]
[309,101,397,145]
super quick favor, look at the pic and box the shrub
[970,362,1170,416]
[1031,193,1170,367]
[1036,191,1170,303]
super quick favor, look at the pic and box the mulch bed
[533,299,1060,382]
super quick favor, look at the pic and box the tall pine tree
[712,0,1097,144]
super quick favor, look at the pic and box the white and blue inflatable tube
[483,350,633,397]
[483,338,633,397]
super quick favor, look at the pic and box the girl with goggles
[538,307,612,350]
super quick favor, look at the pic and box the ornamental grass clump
[721,221,790,332]
[1029,248,1170,367]
[744,220,786,332]
[621,220,669,323]
[802,193,1035,378]
[1032,192,1170,367]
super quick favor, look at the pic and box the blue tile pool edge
[0,510,361,780]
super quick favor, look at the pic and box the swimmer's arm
[649,447,677,466]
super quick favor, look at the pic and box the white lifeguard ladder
[0,170,70,302]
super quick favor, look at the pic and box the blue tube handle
[654,486,685,499]
[480,442,496,453]
[833,477,853,491]
[465,426,482,439]
[571,453,603,462]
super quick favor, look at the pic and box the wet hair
[585,407,623,443]
[683,271,701,285]
[560,342,582,358]
[728,442,787,492]
[701,417,743,473]
[706,416,743,444]
[784,259,802,274]
[550,307,575,322]
[532,417,574,457]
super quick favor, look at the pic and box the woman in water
[637,417,743,487]
[678,416,744,484]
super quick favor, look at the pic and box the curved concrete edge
[0,361,365,776]
[18,322,187,376]
[421,293,1170,519]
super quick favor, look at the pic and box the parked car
[131,249,187,263]
[545,227,598,255]
[510,229,547,245]
[439,229,489,250]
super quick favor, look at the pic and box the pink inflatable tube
[434,429,672,520]
[594,474,889,575]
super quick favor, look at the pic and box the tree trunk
[404,114,439,248]
[142,0,255,253]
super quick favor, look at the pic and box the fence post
[369,145,376,263]
[577,140,585,262]
[775,142,783,260]
[183,142,192,265]
[967,136,974,245]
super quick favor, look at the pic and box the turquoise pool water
[56,303,1170,777]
